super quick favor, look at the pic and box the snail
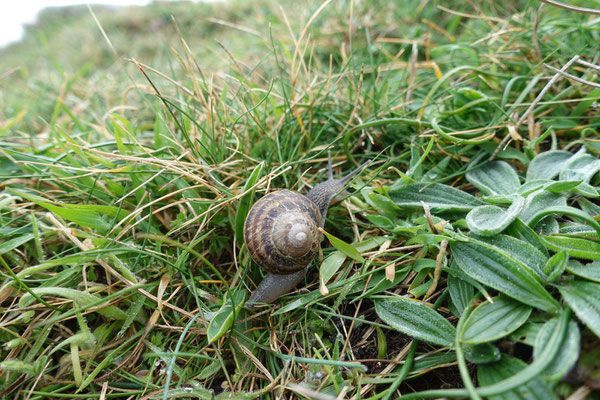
[244,153,369,306]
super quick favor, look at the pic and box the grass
[1,0,600,398]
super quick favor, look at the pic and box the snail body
[244,154,369,306]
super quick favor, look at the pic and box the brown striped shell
[243,190,322,274]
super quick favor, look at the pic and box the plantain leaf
[579,197,600,217]
[519,191,566,225]
[565,260,600,283]
[526,205,600,236]
[509,323,544,346]
[389,183,483,213]
[320,236,388,290]
[463,343,501,364]
[572,182,599,197]
[466,197,524,236]
[505,218,548,256]
[375,297,456,347]
[542,236,600,261]
[320,229,365,262]
[477,234,548,280]
[367,192,404,215]
[545,180,583,193]
[477,354,557,400]
[534,318,580,380]
[447,267,474,317]
[319,252,347,294]
[462,296,532,344]
[526,150,572,181]
[544,251,568,283]
[558,280,600,338]
[559,152,600,183]
[466,161,521,195]
[451,240,559,312]
[207,291,246,343]
[518,179,551,196]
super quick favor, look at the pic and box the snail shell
[243,190,322,274]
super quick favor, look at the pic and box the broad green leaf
[572,182,599,197]
[558,281,600,338]
[477,235,548,280]
[447,268,474,317]
[508,323,544,346]
[451,241,559,312]
[566,260,600,283]
[542,236,600,260]
[319,252,347,293]
[480,194,518,205]
[505,218,548,256]
[389,183,483,213]
[536,216,559,235]
[366,192,403,215]
[364,214,396,231]
[0,234,35,255]
[477,354,557,400]
[544,251,568,283]
[479,141,530,165]
[534,318,579,380]
[579,197,600,217]
[462,296,532,344]
[208,291,245,343]
[463,343,501,364]
[526,205,600,236]
[374,297,456,347]
[519,191,566,224]
[559,224,597,236]
[234,162,264,246]
[19,288,127,320]
[559,152,600,183]
[545,180,582,193]
[321,236,390,292]
[423,156,451,182]
[320,229,365,262]
[466,197,524,236]
[526,150,572,181]
[466,161,520,195]
[517,179,550,196]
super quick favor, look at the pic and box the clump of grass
[1,0,600,399]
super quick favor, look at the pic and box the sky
[0,1,156,47]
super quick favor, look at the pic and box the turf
[1,0,600,399]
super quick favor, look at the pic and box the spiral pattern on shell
[244,190,322,274]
